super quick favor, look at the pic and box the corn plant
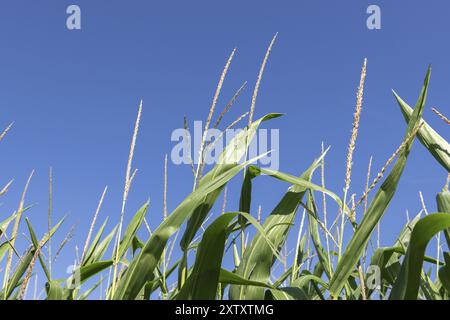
[0,40,449,300]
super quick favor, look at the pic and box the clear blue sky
[0,1,449,297]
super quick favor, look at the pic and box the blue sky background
[0,0,449,298]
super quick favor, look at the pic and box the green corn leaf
[306,190,332,279]
[0,242,9,263]
[82,218,109,266]
[115,201,149,260]
[46,280,71,300]
[177,114,282,288]
[177,213,238,300]
[79,277,104,300]
[368,212,422,296]
[180,113,283,253]
[394,90,450,172]
[329,66,431,298]
[436,189,450,249]
[439,252,450,293]
[0,213,16,237]
[420,271,442,300]
[251,166,350,213]
[131,235,145,256]
[230,151,327,300]
[390,213,450,299]
[145,260,181,298]
[237,167,259,229]
[56,260,113,300]
[79,260,113,285]
[219,269,274,289]
[113,153,268,300]
[4,249,34,300]
[265,287,309,300]
[25,218,51,281]
[5,217,64,299]
[294,274,329,290]
[91,225,117,264]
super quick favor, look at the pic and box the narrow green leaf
[439,253,450,293]
[116,201,149,260]
[82,218,109,266]
[177,213,238,300]
[390,213,450,299]
[436,190,450,249]
[394,90,450,172]
[6,217,65,299]
[25,218,51,281]
[113,153,267,300]
[329,67,431,298]
[230,152,327,300]
[219,269,274,289]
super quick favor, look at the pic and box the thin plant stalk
[213,81,247,129]
[240,34,278,257]
[221,186,227,215]
[352,123,423,212]
[193,48,236,190]
[363,156,372,266]
[339,58,367,260]
[432,107,450,125]
[248,33,278,126]
[0,122,13,142]
[2,170,34,294]
[111,101,142,298]
[292,209,306,283]
[54,222,78,262]
[358,265,367,300]
[0,179,13,197]
[81,186,108,262]
[183,116,196,177]
[321,142,332,277]
[18,240,45,300]
[48,167,53,277]
[162,154,168,297]
[163,154,168,220]
[364,157,373,215]
[33,275,38,300]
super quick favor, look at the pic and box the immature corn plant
[0,40,449,300]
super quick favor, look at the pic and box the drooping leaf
[390,213,450,299]
[394,90,450,172]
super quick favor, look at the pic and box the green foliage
[1,65,450,301]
